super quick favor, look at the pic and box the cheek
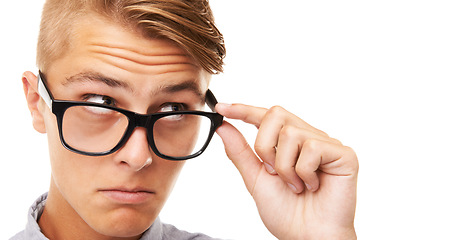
[44,111,96,193]
[47,129,102,210]
[151,159,186,195]
[44,111,105,220]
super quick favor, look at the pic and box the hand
[215,103,358,240]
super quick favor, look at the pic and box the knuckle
[279,125,299,141]
[254,144,275,161]
[304,138,323,151]
[295,162,314,178]
[266,105,287,118]
[274,160,295,177]
[343,146,359,172]
[330,137,343,145]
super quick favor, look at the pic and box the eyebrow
[63,72,131,89]
[160,80,204,99]
[63,71,205,101]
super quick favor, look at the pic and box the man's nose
[113,127,153,171]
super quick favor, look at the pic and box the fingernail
[305,183,314,192]
[287,183,298,193]
[264,163,277,175]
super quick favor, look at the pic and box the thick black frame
[38,71,223,161]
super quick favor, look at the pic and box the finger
[216,120,263,194]
[295,139,323,192]
[295,139,358,192]
[317,144,359,177]
[255,110,334,176]
[216,103,344,179]
[254,106,303,170]
[253,111,283,171]
[215,103,267,128]
[273,125,306,193]
[216,103,281,171]
[217,103,330,138]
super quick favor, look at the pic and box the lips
[99,188,155,204]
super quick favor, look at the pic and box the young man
[13,0,358,239]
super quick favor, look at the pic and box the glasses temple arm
[37,71,53,109]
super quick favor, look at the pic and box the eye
[159,103,186,112]
[83,94,116,107]
[160,103,186,120]
[81,94,117,115]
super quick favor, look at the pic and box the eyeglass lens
[61,105,213,158]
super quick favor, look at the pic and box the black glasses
[37,71,223,161]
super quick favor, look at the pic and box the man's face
[37,15,210,237]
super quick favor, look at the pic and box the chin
[90,207,157,238]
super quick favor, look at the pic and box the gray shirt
[10,193,220,240]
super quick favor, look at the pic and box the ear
[22,71,47,133]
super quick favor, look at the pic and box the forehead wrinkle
[88,46,200,76]
[74,14,196,67]
[87,43,197,67]
[88,40,188,57]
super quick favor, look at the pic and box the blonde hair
[37,0,226,74]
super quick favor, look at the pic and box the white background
[1,1,471,239]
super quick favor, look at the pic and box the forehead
[48,14,210,92]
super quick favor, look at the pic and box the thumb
[216,121,263,193]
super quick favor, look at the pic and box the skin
[23,11,358,240]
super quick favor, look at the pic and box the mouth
[99,188,155,204]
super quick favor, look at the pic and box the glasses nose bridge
[133,113,153,130]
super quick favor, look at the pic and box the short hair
[37,0,226,74]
